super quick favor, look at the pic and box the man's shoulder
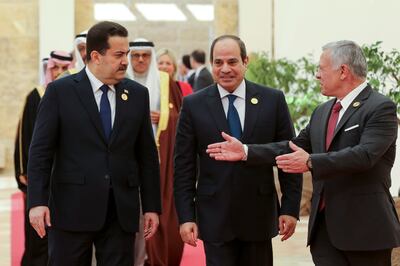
[120,78,148,94]
[183,84,215,102]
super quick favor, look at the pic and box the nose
[315,69,321,80]
[221,62,230,73]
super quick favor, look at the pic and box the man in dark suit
[190,49,214,92]
[27,21,161,266]
[174,35,302,266]
[207,40,400,266]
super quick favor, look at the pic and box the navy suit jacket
[174,80,302,242]
[27,69,161,233]
[248,85,400,250]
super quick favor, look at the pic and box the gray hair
[322,40,367,78]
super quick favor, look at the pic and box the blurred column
[213,0,238,36]
[75,0,94,34]
[238,0,271,54]
[39,0,74,60]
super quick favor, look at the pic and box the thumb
[45,209,51,227]
[193,224,198,241]
[278,217,284,234]
[289,141,301,152]
[221,132,234,142]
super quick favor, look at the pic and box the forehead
[213,39,241,59]
[107,36,129,51]
[132,49,152,54]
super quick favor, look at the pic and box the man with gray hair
[206,40,400,265]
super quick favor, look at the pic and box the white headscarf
[127,38,161,112]
[39,57,49,86]
[73,30,87,71]
[45,51,73,87]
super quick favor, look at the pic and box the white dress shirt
[217,79,246,130]
[336,80,367,125]
[85,67,116,127]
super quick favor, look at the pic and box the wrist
[306,155,312,170]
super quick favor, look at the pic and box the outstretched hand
[206,132,245,161]
[276,141,309,173]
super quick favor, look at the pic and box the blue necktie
[227,94,242,139]
[99,84,112,140]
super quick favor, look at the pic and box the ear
[90,51,101,65]
[243,56,249,67]
[339,64,349,80]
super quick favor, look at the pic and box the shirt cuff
[242,144,248,161]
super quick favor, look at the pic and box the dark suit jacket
[248,85,400,250]
[27,69,161,233]
[174,80,302,242]
[193,67,214,92]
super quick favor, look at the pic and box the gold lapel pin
[251,97,258,105]
[169,103,174,109]
[121,93,128,101]
[123,89,129,94]
[353,101,360,107]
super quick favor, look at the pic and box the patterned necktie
[227,94,242,139]
[319,101,342,211]
[99,84,112,140]
[325,101,342,150]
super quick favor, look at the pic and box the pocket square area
[344,124,359,132]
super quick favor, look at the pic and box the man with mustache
[27,21,161,266]
[174,35,302,265]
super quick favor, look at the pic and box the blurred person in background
[14,50,73,266]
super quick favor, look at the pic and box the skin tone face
[131,49,152,74]
[89,36,130,85]
[50,63,70,80]
[157,54,175,77]
[77,42,87,64]
[316,50,343,97]
[212,38,248,93]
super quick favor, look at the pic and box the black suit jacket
[248,85,400,250]
[193,67,214,92]
[174,80,302,242]
[27,69,161,233]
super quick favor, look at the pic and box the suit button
[105,174,110,179]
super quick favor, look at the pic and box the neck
[336,78,365,100]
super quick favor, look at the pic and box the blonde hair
[156,48,177,78]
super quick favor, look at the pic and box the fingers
[29,206,50,238]
[179,223,198,247]
[144,213,159,240]
[279,216,297,241]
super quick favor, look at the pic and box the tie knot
[100,84,109,94]
[333,101,342,113]
[227,94,237,104]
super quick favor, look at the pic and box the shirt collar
[338,80,367,111]
[217,79,246,99]
[85,66,116,93]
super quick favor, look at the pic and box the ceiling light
[95,3,136,21]
[136,3,187,21]
[186,4,214,21]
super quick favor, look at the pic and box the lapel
[332,85,372,141]
[206,85,230,134]
[241,80,261,142]
[73,69,108,145]
[109,82,126,146]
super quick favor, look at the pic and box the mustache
[118,66,127,71]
